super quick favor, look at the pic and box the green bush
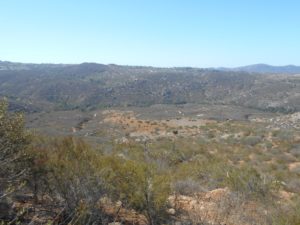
[224,166,279,201]
[102,157,171,224]
[31,136,109,224]
[30,137,171,224]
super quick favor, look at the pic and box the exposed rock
[265,112,300,129]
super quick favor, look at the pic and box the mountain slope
[0,61,300,113]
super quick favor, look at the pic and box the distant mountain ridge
[218,64,300,74]
[1,60,300,74]
[0,60,72,71]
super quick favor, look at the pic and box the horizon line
[0,59,299,69]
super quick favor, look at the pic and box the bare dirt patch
[102,110,214,140]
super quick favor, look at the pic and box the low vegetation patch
[1,100,300,225]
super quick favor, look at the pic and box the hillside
[1,61,300,113]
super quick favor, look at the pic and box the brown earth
[102,110,215,140]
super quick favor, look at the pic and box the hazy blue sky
[1,0,299,67]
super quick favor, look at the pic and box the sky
[0,0,299,67]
